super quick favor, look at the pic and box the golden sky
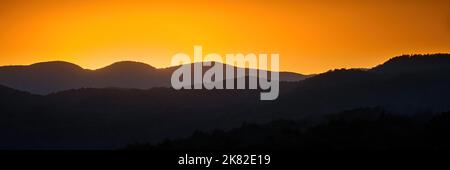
[0,0,449,74]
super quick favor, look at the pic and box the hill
[0,61,309,94]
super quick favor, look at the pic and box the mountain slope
[276,54,450,117]
[372,54,450,74]
[0,61,309,94]
[0,61,89,94]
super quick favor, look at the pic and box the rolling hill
[0,61,310,94]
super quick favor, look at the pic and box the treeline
[128,108,450,150]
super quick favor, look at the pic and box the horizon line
[0,60,311,75]
[1,53,449,74]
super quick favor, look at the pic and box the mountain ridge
[0,61,309,94]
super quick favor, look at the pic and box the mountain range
[0,61,310,94]
[0,53,449,149]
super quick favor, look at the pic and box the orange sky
[0,0,449,74]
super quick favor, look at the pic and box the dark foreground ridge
[130,107,450,150]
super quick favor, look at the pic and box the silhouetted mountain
[372,54,450,74]
[0,84,36,106]
[0,54,449,149]
[0,61,309,94]
[0,61,88,94]
[90,61,169,89]
[275,54,450,117]
[0,84,31,97]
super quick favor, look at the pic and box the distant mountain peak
[30,61,81,66]
[371,53,450,73]
[99,61,156,71]
[384,53,450,63]
[26,61,84,72]
[0,60,309,94]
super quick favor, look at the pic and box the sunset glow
[0,0,449,74]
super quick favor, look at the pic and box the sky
[0,0,449,74]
